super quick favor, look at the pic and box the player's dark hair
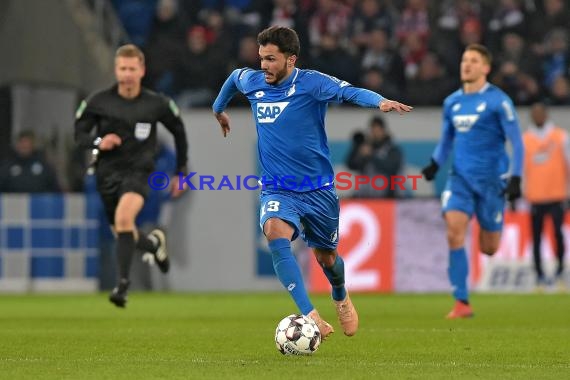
[257,26,300,57]
[115,44,145,65]
[465,44,492,66]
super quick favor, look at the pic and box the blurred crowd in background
[109,0,570,107]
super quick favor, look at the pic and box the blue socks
[269,238,313,315]
[322,255,347,301]
[448,247,469,303]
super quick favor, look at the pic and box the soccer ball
[274,314,321,355]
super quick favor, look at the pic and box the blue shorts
[441,174,507,232]
[259,186,340,249]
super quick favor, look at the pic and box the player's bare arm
[214,111,231,137]
[379,99,413,114]
[99,133,122,151]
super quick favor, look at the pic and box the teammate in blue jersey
[421,44,523,319]
[212,26,412,339]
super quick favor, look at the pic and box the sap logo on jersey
[452,114,479,132]
[256,102,289,123]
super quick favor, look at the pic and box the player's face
[259,43,295,85]
[115,56,145,88]
[460,50,490,83]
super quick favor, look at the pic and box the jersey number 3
[260,201,280,218]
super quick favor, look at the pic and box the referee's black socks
[116,231,135,280]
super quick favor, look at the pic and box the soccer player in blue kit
[421,44,524,319]
[212,26,412,339]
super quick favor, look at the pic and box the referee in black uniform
[75,44,189,307]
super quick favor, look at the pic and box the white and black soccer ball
[274,314,321,355]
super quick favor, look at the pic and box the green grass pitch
[0,293,568,379]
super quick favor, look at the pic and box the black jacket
[74,85,188,175]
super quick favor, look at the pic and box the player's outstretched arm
[379,99,413,114]
[214,111,231,137]
[212,69,246,138]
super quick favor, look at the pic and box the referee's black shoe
[109,279,130,308]
[149,229,170,274]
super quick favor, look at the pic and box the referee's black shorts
[96,169,151,225]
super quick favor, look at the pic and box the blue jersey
[432,83,523,185]
[213,68,384,191]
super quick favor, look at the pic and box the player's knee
[114,214,135,230]
[479,233,500,256]
[446,229,465,248]
[263,218,294,240]
[313,249,336,267]
[480,243,498,256]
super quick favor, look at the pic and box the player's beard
[265,62,289,85]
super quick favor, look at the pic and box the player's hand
[171,169,189,198]
[421,159,439,181]
[379,99,413,114]
[214,112,231,137]
[171,180,187,198]
[504,175,521,201]
[99,133,122,151]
